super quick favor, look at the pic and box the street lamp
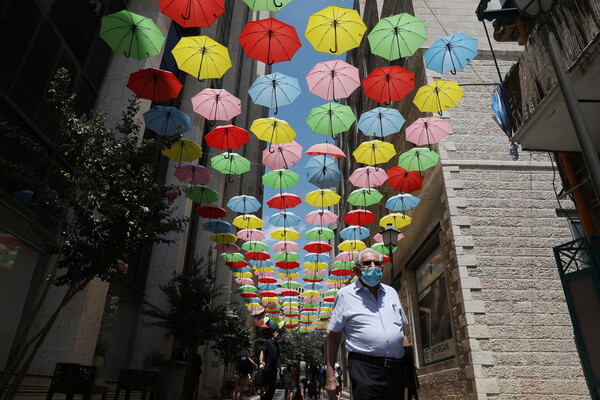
[380,223,400,284]
[514,0,600,201]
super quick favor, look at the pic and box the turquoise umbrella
[248,72,301,115]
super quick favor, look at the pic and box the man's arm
[325,330,342,399]
[259,350,265,370]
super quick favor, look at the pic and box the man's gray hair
[354,248,383,265]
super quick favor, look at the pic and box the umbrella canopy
[304,253,330,263]
[357,107,405,139]
[243,0,294,11]
[362,66,415,104]
[335,252,358,262]
[424,33,478,74]
[242,241,269,252]
[192,88,241,122]
[385,193,421,211]
[380,213,412,229]
[413,80,464,115]
[405,117,450,146]
[159,0,224,28]
[221,252,245,262]
[305,189,341,207]
[202,219,232,233]
[173,164,212,185]
[372,242,397,255]
[348,166,388,188]
[268,211,301,227]
[195,204,227,219]
[304,241,333,253]
[210,152,251,175]
[304,227,335,241]
[367,13,426,60]
[227,195,262,213]
[270,228,301,241]
[274,252,301,262]
[306,59,360,101]
[272,241,301,252]
[305,143,346,158]
[233,214,265,230]
[210,233,238,244]
[347,188,383,207]
[205,125,249,150]
[304,209,338,225]
[338,240,366,252]
[343,209,376,226]
[126,68,182,102]
[306,103,356,136]
[251,117,296,145]
[304,156,341,189]
[215,243,241,253]
[266,192,302,209]
[386,166,423,192]
[305,6,366,55]
[373,231,404,243]
[397,148,440,172]
[352,140,396,165]
[162,138,202,162]
[262,169,300,189]
[100,10,165,59]
[248,72,301,115]
[237,229,267,241]
[238,18,302,64]
[172,35,231,80]
[340,225,370,241]
[144,106,190,136]
[183,185,219,204]
[262,141,303,170]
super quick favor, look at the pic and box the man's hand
[325,377,341,400]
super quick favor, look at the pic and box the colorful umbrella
[352,140,396,165]
[126,68,182,102]
[215,243,241,254]
[338,240,366,252]
[183,185,219,204]
[172,36,231,80]
[385,193,421,211]
[386,166,423,192]
[210,233,238,244]
[205,125,249,150]
[305,189,341,207]
[397,148,440,172]
[262,169,300,189]
[266,192,302,209]
[304,156,341,189]
[304,227,335,241]
[227,195,262,213]
[348,166,388,188]
[273,241,301,252]
[100,10,165,59]
[237,229,267,242]
[304,253,330,263]
[221,252,245,262]
[262,141,303,170]
[274,252,301,262]
[250,117,296,145]
[305,143,346,158]
[268,211,302,227]
[202,219,233,234]
[162,138,202,162]
[306,59,360,101]
[367,13,426,60]
[357,107,406,139]
[340,226,370,241]
[380,213,412,229]
[405,117,450,146]
[304,210,338,225]
[210,152,251,176]
[238,18,302,64]
[373,231,404,243]
[362,66,415,104]
[243,0,294,11]
[195,204,227,219]
[248,72,301,115]
[192,88,241,122]
[343,209,376,226]
[424,33,478,74]
[335,252,358,262]
[306,103,356,136]
[413,80,464,115]
[173,164,212,185]
[158,0,224,28]
[304,241,333,253]
[270,228,301,241]
[242,241,269,252]
[347,188,383,207]
[305,6,366,55]
[143,106,190,136]
[372,242,396,255]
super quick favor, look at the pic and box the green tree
[278,331,327,365]
[0,68,186,399]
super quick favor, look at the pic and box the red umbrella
[305,142,347,158]
[331,269,354,277]
[266,192,302,209]
[246,251,271,261]
[386,166,423,193]
[277,261,300,270]
[226,260,249,269]
[195,205,227,218]
[238,18,302,64]
[303,241,333,253]
[343,209,376,226]
[362,66,415,104]
[127,68,183,102]
[158,0,224,28]
[258,277,278,284]
[204,125,249,150]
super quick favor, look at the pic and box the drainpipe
[559,153,597,236]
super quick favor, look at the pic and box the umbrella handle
[273,0,283,7]
[208,120,216,127]
[181,12,190,20]
[228,174,235,183]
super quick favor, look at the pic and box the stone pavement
[223,388,351,400]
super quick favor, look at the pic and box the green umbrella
[243,0,294,11]
[304,227,336,241]
[367,13,426,61]
[347,188,383,207]
[262,169,300,189]
[239,285,258,293]
[397,148,440,171]
[242,241,269,252]
[183,185,220,204]
[280,281,302,289]
[306,103,356,136]
[100,10,165,60]
[211,152,251,175]
[372,242,397,254]
[274,252,301,262]
[332,261,354,269]
[221,252,245,262]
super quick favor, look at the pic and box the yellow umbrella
[233,214,264,229]
[305,6,367,55]
[303,289,321,298]
[338,239,366,252]
[413,80,464,115]
[352,140,396,165]
[379,213,412,229]
[303,262,328,271]
[305,189,341,207]
[171,35,232,80]
[233,271,253,278]
[162,138,203,162]
[270,228,301,241]
[209,233,238,244]
[250,117,296,144]
[279,272,300,279]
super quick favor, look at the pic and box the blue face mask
[361,267,382,287]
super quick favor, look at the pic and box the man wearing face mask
[325,248,409,400]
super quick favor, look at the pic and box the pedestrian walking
[296,353,308,400]
[233,339,257,400]
[282,363,296,400]
[325,248,411,400]
[259,329,281,400]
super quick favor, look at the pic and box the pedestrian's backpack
[235,350,253,375]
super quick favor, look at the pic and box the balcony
[500,0,600,152]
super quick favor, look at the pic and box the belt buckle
[383,358,394,368]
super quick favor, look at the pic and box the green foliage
[210,308,252,364]
[278,331,326,365]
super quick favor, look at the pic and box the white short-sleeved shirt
[328,280,408,359]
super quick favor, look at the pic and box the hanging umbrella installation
[243,0,294,11]
[352,140,396,166]
[262,169,300,189]
[362,66,415,104]
[248,72,301,115]
[413,80,464,115]
[266,192,302,209]
[305,189,341,208]
[306,59,360,101]
[306,103,356,136]
[268,211,301,227]
[204,125,250,150]
[343,209,376,226]
[227,195,262,213]
[158,0,225,28]
[233,214,265,230]
[304,156,341,189]
[195,204,227,219]
[380,213,412,229]
[423,33,478,74]
[172,36,232,80]
[348,166,388,188]
[251,117,296,145]
[183,184,219,204]
[346,188,383,207]
[192,88,242,122]
[126,68,183,102]
[143,106,191,136]
[304,210,338,225]
[173,164,212,185]
[357,107,406,139]
[210,153,251,176]
[397,148,440,172]
[238,18,302,64]
[385,193,421,211]
[305,6,367,55]
[304,227,335,241]
[162,138,203,162]
[405,117,450,146]
[202,219,233,234]
[367,13,427,61]
[262,141,303,170]
[386,166,423,193]
[340,226,370,241]
[305,142,346,158]
[100,10,166,59]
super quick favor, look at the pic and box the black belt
[348,352,405,368]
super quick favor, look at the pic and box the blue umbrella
[492,83,513,136]
[357,107,405,139]
[269,211,302,227]
[280,296,300,303]
[202,219,233,233]
[303,282,325,290]
[248,72,301,115]
[258,283,279,291]
[227,195,262,213]
[249,259,274,268]
[340,225,370,241]
[423,33,478,74]
[143,106,191,136]
[385,193,421,211]
[304,156,341,189]
[229,266,252,273]
[304,253,331,263]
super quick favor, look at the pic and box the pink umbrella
[405,117,450,146]
[173,164,212,185]
[373,232,405,242]
[237,229,266,241]
[272,241,300,252]
[305,142,346,158]
[306,59,360,101]
[255,270,276,277]
[348,166,388,188]
[236,277,255,285]
[215,243,241,253]
[191,88,241,122]
[262,141,303,170]
[305,209,338,225]
[335,251,358,262]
